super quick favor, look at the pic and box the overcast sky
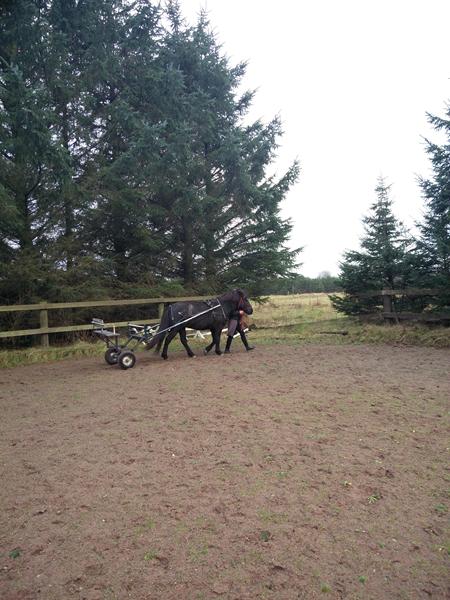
[179,0,450,277]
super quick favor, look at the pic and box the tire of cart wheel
[118,350,136,370]
[105,347,120,365]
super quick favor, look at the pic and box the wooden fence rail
[0,296,209,346]
[353,287,449,323]
[355,288,443,298]
[1,288,448,347]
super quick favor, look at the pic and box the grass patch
[259,530,271,542]
[188,543,209,561]
[367,492,381,504]
[135,518,156,536]
[0,341,106,369]
[258,509,287,524]
[250,293,450,348]
[143,550,158,561]
[250,318,450,349]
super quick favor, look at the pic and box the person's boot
[224,336,233,354]
[240,331,255,351]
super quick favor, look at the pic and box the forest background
[0,0,308,305]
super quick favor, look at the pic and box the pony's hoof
[189,353,196,358]
[162,355,168,360]
[203,349,209,355]
[215,350,222,355]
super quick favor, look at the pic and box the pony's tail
[147,306,171,352]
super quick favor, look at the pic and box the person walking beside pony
[224,306,255,353]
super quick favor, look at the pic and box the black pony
[147,289,253,360]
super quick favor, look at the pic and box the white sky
[179,0,450,276]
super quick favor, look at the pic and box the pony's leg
[213,328,222,355]
[203,329,215,354]
[179,328,195,357]
[161,329,178,360]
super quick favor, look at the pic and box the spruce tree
[154,4,299,289]
[332,178,413,314]
[415,104,450,308]
[1,0,300,303]
[0,0,66,302]
[80,1,170,285]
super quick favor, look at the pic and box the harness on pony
[165,298,226,333]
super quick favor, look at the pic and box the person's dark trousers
[240,329,254,351]
[224,335,233,353]
[224,330,254,353]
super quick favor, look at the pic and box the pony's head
[233,288,253,315]
[219,288,253,315]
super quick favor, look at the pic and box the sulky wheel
[118,350,136,370]
[105,347,120,365]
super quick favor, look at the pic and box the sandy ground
[0,343,449,600]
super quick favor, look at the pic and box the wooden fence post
[39,302,49,347]
[158,303,165,321]
[382,290,393,324]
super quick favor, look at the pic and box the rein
[237,295,245,325]
[217,299,227,320]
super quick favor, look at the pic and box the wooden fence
[0,296,209,347]
[355,288,449,324]
[0,288,448,347]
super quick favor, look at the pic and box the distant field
[251,293,342,329]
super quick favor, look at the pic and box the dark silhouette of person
[224,307,254,353]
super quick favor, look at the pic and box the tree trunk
[18,190,33,251]
[182,218,194,286]
[204,235,216,283]
[113,239,128,281]
[61,103,74,269]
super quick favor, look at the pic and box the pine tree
[80,1,170,285]
[0,0,66,302]
[415,104,450,308]
[331,178,413,314]
[1,0,300,304]
[154,4,299,289]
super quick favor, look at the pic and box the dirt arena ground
[1,343,449,600]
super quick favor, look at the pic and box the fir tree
[331,178,413,314]
[155,4,299,288]
[415,104,450,308]
[0,0,300,304]
[0,0,66,302]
